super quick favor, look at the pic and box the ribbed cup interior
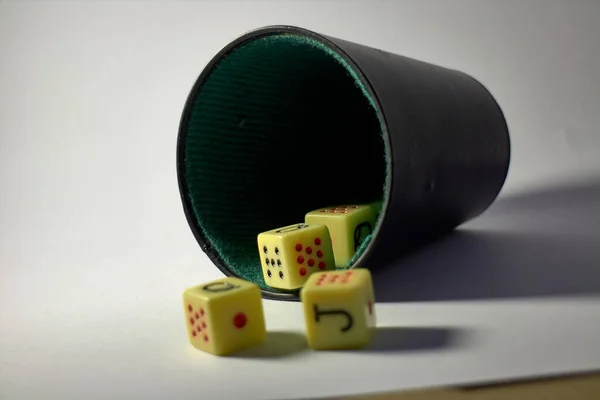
[181,33,387,292]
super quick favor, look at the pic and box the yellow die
[182,277,266,356]
[257,223,335,290]
[301,268,376,350]
[305,204,377,267]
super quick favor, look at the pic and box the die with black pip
[257,223,336,289]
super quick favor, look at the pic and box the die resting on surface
[305,204,378,267]
[182,277,266,355]
[301,268,376,350]
[257,223,336,290]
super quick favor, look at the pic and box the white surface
[1,1,600,399]
[2,296,600,400]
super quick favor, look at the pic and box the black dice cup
[177,25,511,301]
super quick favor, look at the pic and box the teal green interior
[183,33,388,293]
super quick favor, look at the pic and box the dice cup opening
[178,29,388,300]
[178,26,510,301]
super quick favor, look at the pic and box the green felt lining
[183,33,389,293]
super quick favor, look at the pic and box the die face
[363,274,376,329]
[301,269,376,350]
[352,269,377,328]
[258,223,335,289]
[183,293,214,352]
[186,277,257,301]
[305,269,364,290]
[305,205,377,266]
[257,233,288,287]
[210,284,266,355]
[302,289,369,350]
[183,277,266,355]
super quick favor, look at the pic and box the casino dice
[305,204,378,267]
[182,277,266,355]
[257,223,336,290]
[301,268,376,350]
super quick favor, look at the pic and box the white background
[1,1,599,399]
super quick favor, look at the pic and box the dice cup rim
[177,25,391,301]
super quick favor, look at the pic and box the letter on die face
[301,268,376,350]
[257,223,335,290]
[305,205,378,267]
[182,277,266,356]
